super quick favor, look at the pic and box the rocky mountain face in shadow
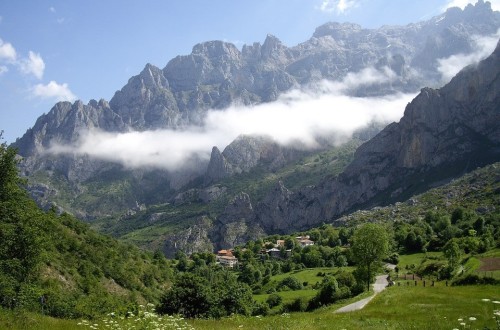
[253,40,500,234]
[11,1,500,223]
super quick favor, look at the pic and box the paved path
[335,275,389,313]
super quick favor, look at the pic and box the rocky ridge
[10,1,500,225]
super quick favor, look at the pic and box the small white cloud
[444,0,500,11]
[319,0,359,13]
[0,38,17,62]
[437,29,500,82]
[19,51,45,79]
[0,65,8,75]
[49,6,56,13]
[32,81,77,102]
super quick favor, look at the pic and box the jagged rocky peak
[204,146,232,185]
[260,34,294,66]
[222,135,274,172]
[204,135,303,186]
[242,42,262,61]
[261,34,283,54]
[191,40,241,59]
[164,40,243,91]
[138,63,169,89]
[14,99,125,157]
[111,63,169,108]
[312,22,364,40]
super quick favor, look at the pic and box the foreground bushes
[157,270,255,319]
[452,274,500,286]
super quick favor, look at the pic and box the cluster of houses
[215,235,315,268]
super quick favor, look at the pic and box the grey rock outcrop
[255,39,500,233]
[204,135,312,185]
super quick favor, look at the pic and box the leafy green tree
[351,223,389,291]
[308,275,339,309]
[157,273,212,318]
[284,236,296,249]
[158,269,254,319]
[443,238,462,271]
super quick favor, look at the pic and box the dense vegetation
[0,135,173,319]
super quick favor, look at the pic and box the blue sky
[0,0,498,143]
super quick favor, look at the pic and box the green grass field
[3,285,498,330]
[190,285,500,330]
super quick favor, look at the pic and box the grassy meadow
[1,251,499,329]
[2,283,498,330]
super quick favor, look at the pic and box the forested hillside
[0,134,173,318]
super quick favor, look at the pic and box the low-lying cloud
[48,65,416,171]
[437,29,500,83]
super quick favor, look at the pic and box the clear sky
[0,0,498,143]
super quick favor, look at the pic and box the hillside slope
[0,140,172,318]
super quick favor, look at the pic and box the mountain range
[11,1,500,255]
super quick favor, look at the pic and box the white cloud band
[47,67,415,170]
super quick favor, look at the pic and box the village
[215,235,315,268]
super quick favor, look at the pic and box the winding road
[334,275,389,313]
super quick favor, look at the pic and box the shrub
[335,271,356,289]
[282,297,308,312]
[452,274,500,286]
[266,293,282,308]
[385,253,399,265]
[277,276,302,291]
[252,301,269,316]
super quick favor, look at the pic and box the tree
[157,269,254,319]
[157,273,212,318]
[351,223,389,291]
[443,238,462,271]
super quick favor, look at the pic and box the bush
[252,301,269,316]
[282,297,308,312]
[307,276,339,310]
[277,276,302,291]
[452,274,500,286]
[335,271,356,289]
[385,253,399,265]
[266,293,282,308]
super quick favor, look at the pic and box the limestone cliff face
[162,216,215,258]
[204,135,309,185]
[257,40,500,233]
